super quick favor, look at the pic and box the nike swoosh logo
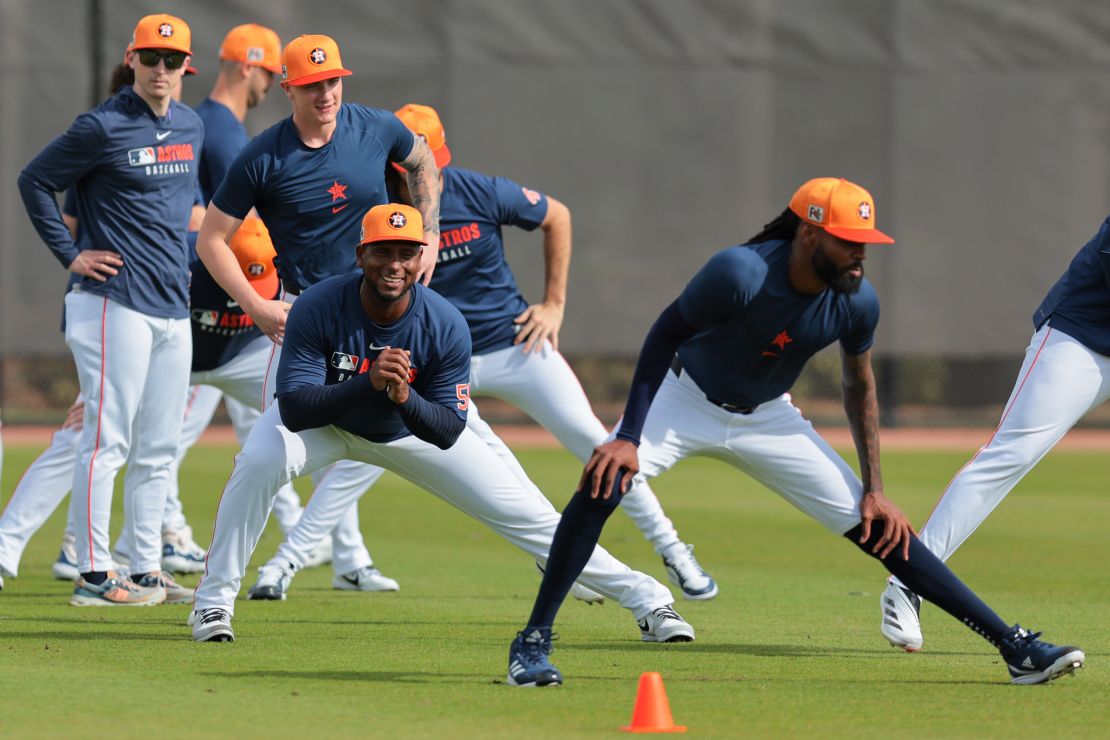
[342,574,359,585]
[368,343,388,351]
[332,204,349,214]
[226,299,239,308]
[156,130,172,141]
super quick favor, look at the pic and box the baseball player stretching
[879,215,1110,651]
[252,103,716,602]
[16,14,203,606]
[190,205,693,645]
[505,178,1085,687]
[194,34,439,595]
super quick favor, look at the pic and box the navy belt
[669,356,757,415]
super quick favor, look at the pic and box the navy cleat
[999,625,1084,685]
[507,628,562,687]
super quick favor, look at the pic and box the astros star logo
[158,23,174,37]
[310,47,327,65]
[858,202,872,220]
[771,330,793,350]
[389,212,408,228]
[327,180,348,202]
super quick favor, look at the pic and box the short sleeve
[383,113,416,165]
[275,298,328,396]
[840,283,880,355]
[210,144,264,219]
[676,248,764,330]
[491,176,548,231]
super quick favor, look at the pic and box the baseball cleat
[507,628,562,687]
[0,572,4,591]
[535,562,605,605]
[70,571,166,607]
[880,579,923,652]
[999,625,1084,685]
[661,542,718,600]
[53,539,80,581]
[191,608,235,642]
[134,570,193,605]
[161,530,207,574]
[247,561,294,601]
[638,605,696,643]
[301,535,333,570]
[333,566,399,592]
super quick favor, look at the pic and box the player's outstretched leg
[848,522,1084,684]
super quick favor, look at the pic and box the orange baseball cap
[394,104,452,169]
[130,14,192,55]
[219,24,282,74]
[359,205,427,246]
[281,35,352,86]
[788,178,894,244]
[230,217,279,299]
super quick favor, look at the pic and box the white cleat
[247,561,295,601]
[301,536,333,570]
[191,608,235,642]
[332,566,400,592]
[661,542,718,600]
[161,528,207,574]
[880,579,923,652]
[638,605,696,643]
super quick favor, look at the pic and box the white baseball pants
[630,368,865,536]
[912,325,1110,565]
[65,291,191,575]
[195,404,673,617]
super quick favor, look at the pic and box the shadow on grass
[1,630,182,642]
[570,641,991,659]
[201,669,492,684]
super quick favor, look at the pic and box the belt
[669,356,757,415]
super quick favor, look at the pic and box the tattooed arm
[842,348,915,559]
[397,136,441,285]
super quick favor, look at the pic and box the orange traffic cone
[620,672,687,733]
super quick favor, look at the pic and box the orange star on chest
[327,180,348,202]
[771,330,793,350]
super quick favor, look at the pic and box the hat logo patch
[388,212,408,229]
[158,23,174,38]
[858,202,871,220]
[247,262,265,277]
[281,64,288,79]
[807,205,825,223]
[359,226,366,242]
[309,47,327,65]
[247,47,264,63]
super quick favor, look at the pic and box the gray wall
[3,0,1110,358]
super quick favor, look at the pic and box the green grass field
[0,441,1106,738]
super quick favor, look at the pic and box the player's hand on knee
[513,302,565,354]
[859,491,916,561]
[251,300,292,345]
[580,439,639,500]
[68,250,123,282]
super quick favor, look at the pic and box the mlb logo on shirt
[332,352,358,371]
[191,309,218,327]
[128,147,157,166]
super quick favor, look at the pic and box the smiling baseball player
[504,178,1084,687]
[190,205,692,645]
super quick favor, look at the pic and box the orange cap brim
[248,270,280,300]
[360,235,428,247]
[285,68,352,86]
[824,226,895,245]
[391,144,450,174]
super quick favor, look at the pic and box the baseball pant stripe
[84,297,110,572]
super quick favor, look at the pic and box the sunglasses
[135,49,188,70]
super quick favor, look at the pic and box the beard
[812,247,864,294]
[364,276,408,304]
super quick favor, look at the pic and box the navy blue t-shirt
[676,240,880,407]
[1032,217,1110,356]
[276,276,471,443]
[195,98,250,205]
[189,259,272,373]
[212,104,415,292]
[427,167,547,354]
[18,87,203,319]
